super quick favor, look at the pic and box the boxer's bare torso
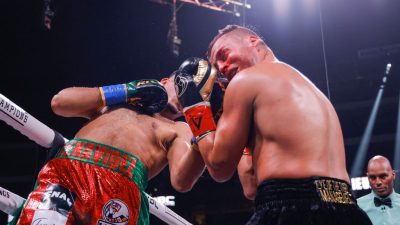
[75,107,190,179]
[239,60,349,184]
[51,77,204,191]
[201,26,349,188]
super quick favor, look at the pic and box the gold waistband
[314,179,354,204]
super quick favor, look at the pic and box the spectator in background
[358,155,400,225]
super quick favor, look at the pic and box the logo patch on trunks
[31,184,76,225]
[97,199,130,225]
[40,184,76,216]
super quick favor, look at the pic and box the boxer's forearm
[51,87,104,119]
[168,138,205,192]
[238,155,257,200]
[173,149,205,192]
[197,132,236,182]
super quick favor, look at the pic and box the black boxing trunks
[246,176,372,225]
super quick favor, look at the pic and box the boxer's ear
[161,77,169,85]
[248,35,261,47]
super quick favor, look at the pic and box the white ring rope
[0,186,25,216]
[0,93,192,225]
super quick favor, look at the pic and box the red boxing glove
[183,102,216,140]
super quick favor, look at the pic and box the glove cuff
[99,84,127,106]
[183,102,216,140]
[243,147,252,156]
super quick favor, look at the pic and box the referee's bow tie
[374,197,392,208]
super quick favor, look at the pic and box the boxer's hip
[54,138,148,190]
[255,176,354,208]
[245,176,372,225]
[17,138,150,225]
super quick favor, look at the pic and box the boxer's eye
[216,48,229,62]
[220,49,229,61]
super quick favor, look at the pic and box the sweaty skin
[199,28,349,199]
[51,77,205,192]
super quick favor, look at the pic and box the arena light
[272,0,291,18]
[350,89,385,177]
[150,0,251,17]
[150,0,251,56]
[43,0,55,30]
[350,63,392,177]
[223,0,251,9]
[394,89,400,191]
[179,0,251,16]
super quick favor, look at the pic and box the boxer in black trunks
[174,25,372,225]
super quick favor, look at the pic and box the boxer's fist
[100,79,167,114]
[176,57,226,120]
[174,71,203,109]
[178,57,219,102]
[126,79,168,114]
[174,57,225,140]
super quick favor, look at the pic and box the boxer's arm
[51,87,104,119]
[198,75,254,182]
[238,153,257,200]
[52,79,167,119]
[167,122,206,192]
